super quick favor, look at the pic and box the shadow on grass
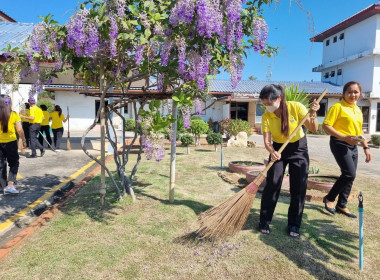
[194,149,214,153]
[242,197,356,280]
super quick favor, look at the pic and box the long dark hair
[259,84,289,136]
[0,95,12,133]
[54,105,62,117]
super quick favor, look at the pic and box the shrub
[307,124,328,135]
[189,119,209,136]
[180,134,194,147]
[371,134,380,146]
[37,99,54,112]
[125,118,136,131]
[218,118,231,138]
[228,119,252,137]
[206,132,223,145]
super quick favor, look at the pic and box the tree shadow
[194,149,214,152]
[242,197,357,280]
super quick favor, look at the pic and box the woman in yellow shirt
[0,95,27,194]
[50,105,69,151]
[259,84,320,238]
[322,81,371,218]
[38,104,52,147]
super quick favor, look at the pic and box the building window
[330,71,335,77]
[333,36,337,43]
[324,72,329,78]
[326,39,330,46]
[337,69,342,76]
[339,33,344,40]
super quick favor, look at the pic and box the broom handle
[253,89,328,185]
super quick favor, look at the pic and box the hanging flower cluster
[193,98,203,115]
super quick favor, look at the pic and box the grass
[1,145,380,279]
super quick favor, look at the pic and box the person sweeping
[258,84,320,238]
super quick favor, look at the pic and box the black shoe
[258,222,271,235]
[323,196,335,215]
[336,206,357,218]
[40,149,45,157]
[287,225,300,239]
[28,154,37,158]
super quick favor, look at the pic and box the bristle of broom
[196,184,257,239]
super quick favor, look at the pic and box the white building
[311,1,380,135]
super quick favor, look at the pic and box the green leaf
[144,29,151,38]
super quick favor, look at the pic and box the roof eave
[310,4,380,42]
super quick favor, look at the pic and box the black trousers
[0,140,19,187]
[260,136,309,228]
[38,125,52,146]
[326,136,358,208]
[22,122,30,147]
[29,123,44,156]
[52,127,64,149]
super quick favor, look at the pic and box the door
[230,102,248,121]
[360,106,369,133]
[95,100,109,123]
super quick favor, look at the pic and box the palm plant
[283,84,310,108]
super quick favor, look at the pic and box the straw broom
[196,89,328,239]
[66,106,71,150]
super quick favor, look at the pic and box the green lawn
[1,145,379,280]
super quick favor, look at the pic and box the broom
[196,89,328,239]
[66,106,71,150]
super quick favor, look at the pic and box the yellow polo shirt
[21,109,30,123]
[323,99,363,136]
[262,101,308,143]
[41,111,50,126]
[50,111,65,129]
[29,105,44,124]
[0,111,21,143]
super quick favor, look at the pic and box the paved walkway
[248,134,380,179]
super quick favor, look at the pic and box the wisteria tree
[1,0,276,204]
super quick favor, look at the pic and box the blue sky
[1,0,377,82]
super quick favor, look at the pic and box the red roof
[310,3,380,42]
[0,10,16,22]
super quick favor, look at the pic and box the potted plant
[228,161,266,174]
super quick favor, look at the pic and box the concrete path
[248,134,380,179]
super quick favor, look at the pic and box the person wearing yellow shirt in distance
[38,104,52,148]
[19,97,45,158]
[258,84,320,238]
[50,105,69,152]
[0,95,27,194]
[21,103,31,148]
[322,81,371,218]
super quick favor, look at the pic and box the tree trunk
[214,144,217,152]
[99,64,106,206]
[187,145,190,154]
[169,103,177,203]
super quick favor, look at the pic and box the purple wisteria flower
[193,98,203,115]
[144,135,165,162]
[252,17,268,52]
[116,0,126,18]
[181,105,191,129]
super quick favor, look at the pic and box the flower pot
[228,161,266,175]
[307,174,339,193]
[245,171,290,189]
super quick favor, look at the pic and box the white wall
[0,83,31,112]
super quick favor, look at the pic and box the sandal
[287,225,300,239]
[258,222,271,235]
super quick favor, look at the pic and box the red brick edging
[0,155,114,261]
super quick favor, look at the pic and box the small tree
[124,118,136,131]
[180,134,194,154]
[189,119,209,146]
[206,132,223,151]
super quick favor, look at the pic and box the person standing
[21,103,31,148]
[0,95,27,194]
[322,81,371,218]
[258,84,320,238]
[38,104,52,148]
[20,97,45,158]
[50,105,69,151]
